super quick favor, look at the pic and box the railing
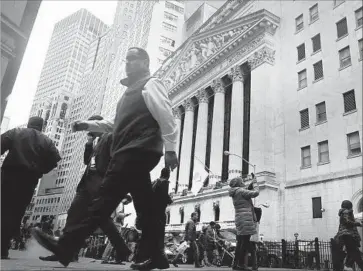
[259,238,350,270]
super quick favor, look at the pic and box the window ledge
[296,58,306,64]
[311,49,322,56]
[355,25,362,31]
[317,161,330,166]
[301,165,312,170]
[313,77,324,83]
[295,28,304,35]
[336,34,348,42]
[333,2,345,9]
[339,64,352,71]
[299,126,310,132]
[297,86,307,91]
[343,109,357,116]
[359,58,362,62]
[309,18,319,25]
[315,120,327,126]
[347,153,362,159]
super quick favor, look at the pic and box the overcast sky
[3,1,117,129]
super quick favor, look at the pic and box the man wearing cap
[1,117,61,259]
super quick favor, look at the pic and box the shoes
[39,255,58,261]
[31,227,71,267]
[131,258,170,270]
[172,261,178,267]
[1,255,10,260]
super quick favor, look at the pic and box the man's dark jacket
[1,127,60,176]
[77,132,112,191]
[185,219,197,242]
[151,178,173,215]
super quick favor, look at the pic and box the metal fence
[258,238,361,270]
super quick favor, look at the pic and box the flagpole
[194,156,214,175]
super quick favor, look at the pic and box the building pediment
[155,9,280,94]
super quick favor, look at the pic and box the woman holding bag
[229,173,259,271]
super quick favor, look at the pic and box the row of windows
[160,35,176,47]
[295,3,362,34]
[162,22,177,33]
[36,197,60,205]
[34,205,58,213]
[299,89,357,130]
[165,1,184,14]
[297,40,362,89]
[301,131,361,168]
[164,11,178,22]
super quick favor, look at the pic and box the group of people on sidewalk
[1,46,363,271]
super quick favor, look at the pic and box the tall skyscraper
[55,31,114,227]
[27,9,109,224]
[55,1,185,228]
[101,0,185,120]
[29,9,108,150]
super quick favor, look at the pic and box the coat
[335,208,361,247]
[229,185,259,236]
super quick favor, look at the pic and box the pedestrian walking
[31,47,178,270]
[172,212,203,268]
[1,117,61,259]
[101,195,132,264]
[229,173,259,271]
[205,221,218,265]
[36,115,131,264]
[333,200,363,270]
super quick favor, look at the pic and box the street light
[223,151,256,175]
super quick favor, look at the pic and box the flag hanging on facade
[191,162,209,196]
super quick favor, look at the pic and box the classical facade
[154,0,362,242]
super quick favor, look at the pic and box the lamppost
[223,151,256,175]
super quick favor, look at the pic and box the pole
[194,156,214,175]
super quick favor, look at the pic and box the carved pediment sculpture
[155,9,280,95]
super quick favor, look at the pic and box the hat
[229,177,244,188]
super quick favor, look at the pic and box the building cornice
[171,177,279,204]
[285,167,362,189]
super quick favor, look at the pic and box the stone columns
[169,107,182,193]
[228,66,244,178]
[192,89,209,187]
[177,98,194,191]
[209,79,225,185]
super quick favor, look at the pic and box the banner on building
[191,162,209,196]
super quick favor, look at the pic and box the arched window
[213,201,220,222]
[179,207,184,223]
[195,204,201,222]
[358,198,363,213]
[166,210,171,224]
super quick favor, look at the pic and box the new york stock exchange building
[151,0,363,242]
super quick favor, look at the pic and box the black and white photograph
[1,0,362,270]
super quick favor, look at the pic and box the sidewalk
[2,249,303,271]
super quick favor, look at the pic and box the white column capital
[172,107,182,119]
[196,89,209,104]
[211,79,225,94]
[183,98,195,112]
[230,66,244,82]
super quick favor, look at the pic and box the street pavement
[2,242,301,271]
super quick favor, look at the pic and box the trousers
[62,171,129,260]
[57,151,161,262]
[1,169,39,257]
